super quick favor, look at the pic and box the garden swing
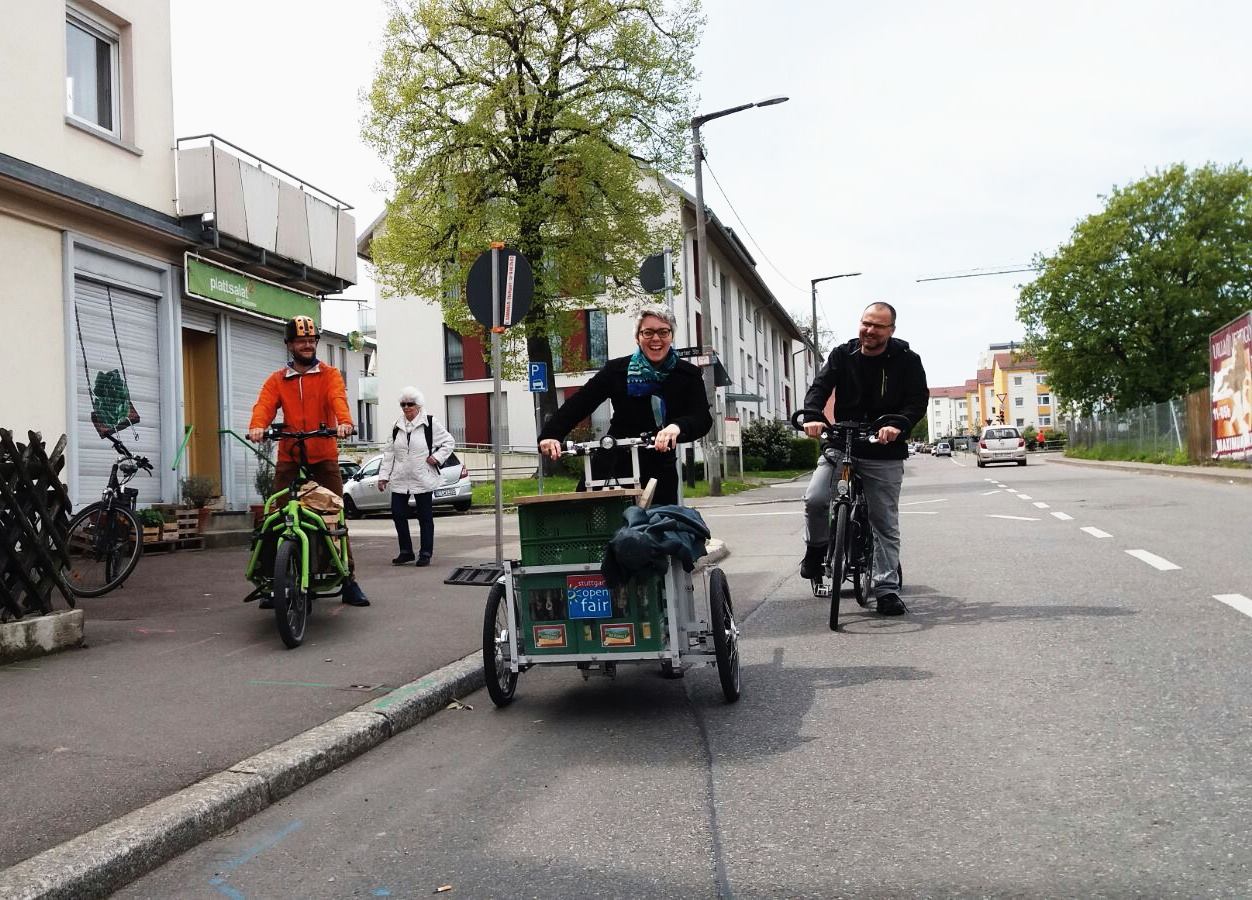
[75,284,142,439]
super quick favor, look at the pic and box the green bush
[743,455,766,471]
[789,437,819,469]
[138,508,165,528]
[742,418,795,470]
[179,474,217,508]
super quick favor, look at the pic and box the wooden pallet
[141,536,204,554]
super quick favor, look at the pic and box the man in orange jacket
[248,315,369,606]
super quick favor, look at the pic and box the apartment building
[927,385,968,439]
[358,178,815,455]
[0,1,365,508]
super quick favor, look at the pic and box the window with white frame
[66,9,119,134]
[1039,416,1052,426]
[1013,375,1023,386]
[1037,393,1051,406]
[1036,373,1049,384]
[1015,396,1024,407]
[1015,418,1024,426]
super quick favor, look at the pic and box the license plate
[434,487,457,498]
[566,574,613,619]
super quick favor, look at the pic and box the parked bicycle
[244,424,354,649]
[62,434,153,597]
[791,409,908,631]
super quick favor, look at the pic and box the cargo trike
[481,435,741,706]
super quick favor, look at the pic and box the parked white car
[933,442,952,457]
[342,451,473,517]
[977,426,1027,467]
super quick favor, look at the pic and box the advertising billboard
[1210,311,1252,460]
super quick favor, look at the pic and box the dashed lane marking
[987,514,1040,521]
[1033,502,1050,508]
[981,490,1002,495]
[1214,594,1252,619]
[1051,511,1073,521]
[1080,526,1113,539]
[1017,494,1034,500]
[1005,489,1019,494]
[702,510,802,518]
[1125,549,1181,571]
[901,511,939,515]
[901,498,948,506]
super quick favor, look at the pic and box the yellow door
[181,329,221,490]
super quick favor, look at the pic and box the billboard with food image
[1210,311,1252,460]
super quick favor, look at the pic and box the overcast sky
[171,1,1252,387]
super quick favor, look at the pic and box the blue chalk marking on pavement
[371,889,392,897]
[207,819,304,898]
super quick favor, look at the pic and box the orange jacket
[249,363,353,463]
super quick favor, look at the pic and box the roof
[976,368,993,383]
[993,352,1041,370]
[929,385,966,399]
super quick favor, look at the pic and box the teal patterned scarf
[626,347,677,398]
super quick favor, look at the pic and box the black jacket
[803,337,929,460]
[539,354,712,503]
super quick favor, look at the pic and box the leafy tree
[909,417,928,442]
[364,0,702,433]
[1018,163,1252,412]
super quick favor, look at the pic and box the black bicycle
[63,434,152,597]
[792,410,908,631]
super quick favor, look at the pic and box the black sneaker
[876,592,907,616]
[799,545,827,580]
[341,581,370,607]
[258,595,273,610]
[392,553,415,566]
[415,556,431,568]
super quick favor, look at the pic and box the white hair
[635,304,676,335]
[399,386,424,406]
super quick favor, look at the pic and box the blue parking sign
[527,361,549,393]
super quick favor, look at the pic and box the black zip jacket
[539,355,713,502]
[803,337,929,460]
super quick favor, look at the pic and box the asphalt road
[122,455,1252,898]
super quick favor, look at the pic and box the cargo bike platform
[481,439,741,707]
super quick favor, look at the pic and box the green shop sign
[184,255,320,324]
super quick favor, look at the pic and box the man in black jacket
[800,302,928,615]
[539,306,712,505]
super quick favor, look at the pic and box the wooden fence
[0,429,75,621]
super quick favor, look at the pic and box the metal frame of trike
[500,556,717,673]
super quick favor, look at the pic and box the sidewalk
[1045,453,1252,486]
[0,507,728,897]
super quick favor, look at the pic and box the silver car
[342,452,473,517]
[977,426,1027,467]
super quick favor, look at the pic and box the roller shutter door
[72,278,163,509]
[227,317,286,506]
[181,305,217,333]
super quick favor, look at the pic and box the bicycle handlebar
[555,433,658,458]
[265,425,356,441]
[106,434,152,473]
[789,409,911,441]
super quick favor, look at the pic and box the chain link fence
[1066,388,1212,462]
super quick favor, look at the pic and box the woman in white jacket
[379,387,456,566]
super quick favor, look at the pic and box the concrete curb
[0,610,83,664]
[0,653,486,900]
[1047,454,1252,486]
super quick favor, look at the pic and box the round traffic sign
[466,247,534,329]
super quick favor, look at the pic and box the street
[117,456,1252,898]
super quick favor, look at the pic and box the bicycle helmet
[285,315,320,341]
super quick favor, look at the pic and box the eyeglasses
[860,321,894,331]
[638,328,673,339]
[400,401,417,407]
[290,337,318,346]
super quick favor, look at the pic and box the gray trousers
[803,455,904,593]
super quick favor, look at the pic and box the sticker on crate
[532,624,568,649]
[566,573,613,619]
[600,623,636,647]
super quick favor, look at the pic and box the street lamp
[692,95,788,496]
[810,272,861,364]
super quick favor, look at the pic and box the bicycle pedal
[811,581,832,598]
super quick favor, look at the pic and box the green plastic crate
[516,490,637,566]
[519,571,665,655]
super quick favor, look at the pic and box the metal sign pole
[534,392,545,496]
[491,245,504,565]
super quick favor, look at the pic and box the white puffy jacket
[380,413,456,495]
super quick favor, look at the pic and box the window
[444,326,464,381]
[757,362,763,386]
[1039,416,1052,426]
[736,291,743,338]
[1015,418,1024,427]
[1037,373,1049,384]
[755,309,763,333]
[1014,396,1024,407]
[747,353,754,384]
[1013,375,1023,386]
[445,395,466,444]
[587,310,608,368]
[1037,393,1051,406]
[360,456,382,477]
[66,10,119,134]
[934,398,941,406]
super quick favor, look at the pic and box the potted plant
[138,508,165,544]
[179,474,218,533]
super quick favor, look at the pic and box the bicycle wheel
[709,568,741,702]
[483,581,518,707]
[828,503,849,631]
[272,538,309,649]
[63,503,142,598]
[853,509,875,608]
